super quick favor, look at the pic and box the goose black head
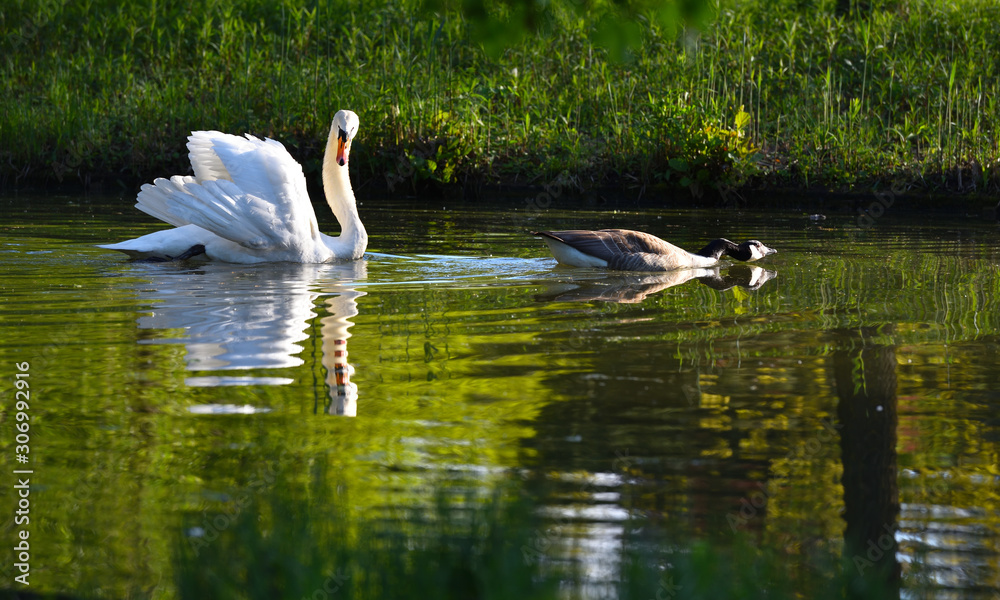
[738,240,777,261]
[697,239,776,262]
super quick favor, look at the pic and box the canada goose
[99,110,366,263]
[533,229,775,271]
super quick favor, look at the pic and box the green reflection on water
[0,195,998,598]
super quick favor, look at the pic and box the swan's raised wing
[188,130,233,182]
[136,176,312,251]
[135,132,322,253]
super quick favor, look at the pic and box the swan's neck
[322,133,367,259]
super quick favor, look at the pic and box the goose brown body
[533,229,775,271]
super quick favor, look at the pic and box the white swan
[99,110,367,263]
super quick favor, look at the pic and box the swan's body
[533,229,775,271]
[100,110,366,263]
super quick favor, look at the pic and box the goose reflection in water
[132,260,366,416]
[535,264,776,303]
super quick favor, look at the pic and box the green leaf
[734,108,751,133]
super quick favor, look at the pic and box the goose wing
[135,132,322,252]
[534,229,694,271]
[536,229,684,258]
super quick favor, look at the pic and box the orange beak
[336,129,349,166]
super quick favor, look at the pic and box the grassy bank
[3,0,1000,203]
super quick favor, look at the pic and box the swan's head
[333,110,360,167]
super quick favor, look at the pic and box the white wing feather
[134,132,322,252]
[188,131,233,182]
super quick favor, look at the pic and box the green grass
[3,0,999,201]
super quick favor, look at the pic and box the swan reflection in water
[536,264,776,303]
[132,260,366,416]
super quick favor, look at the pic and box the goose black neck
[696,238,745,260]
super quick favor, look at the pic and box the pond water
[1,193,999,598]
